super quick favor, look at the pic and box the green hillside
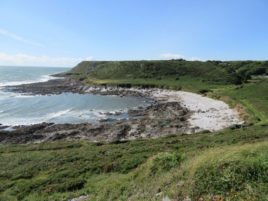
[1,124,267,201]
[1,60,268,201]
[70,60,268,87]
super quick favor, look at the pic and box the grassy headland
[0,60,268,201]
[70,60,268,91]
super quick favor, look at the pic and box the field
[1,60,268,201]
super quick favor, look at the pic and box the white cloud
[0,52,93,67]
[161,53,203,61]
[0,28,44,48]
[161,53,185,60]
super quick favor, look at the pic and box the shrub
[173,85,182,90]
[151,152,185,174]
[79,77,86,81]
[198,89,212,94]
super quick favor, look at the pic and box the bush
[171,85,182,90]
[151,152,184,174]
[250,67,266,75]
[198,89,212,94]
[117,83,132,88]
[79,77,86,81]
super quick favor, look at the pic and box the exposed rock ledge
[0,79,243,144]
[83,86,243,132]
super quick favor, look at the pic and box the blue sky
[0,0,268,67]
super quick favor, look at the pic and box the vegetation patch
[150,152,185,174]
[191,142,268,200]
[70,60,268,87]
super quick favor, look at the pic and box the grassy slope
[1,125,268,201]
[70,60,268,89]
[216,79,268,125]
[1,61,268,201]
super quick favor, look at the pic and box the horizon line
[1,58,268,68]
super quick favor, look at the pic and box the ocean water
[0,66,149,126]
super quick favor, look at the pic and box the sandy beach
[0,79,244,143]
[89,86,243,132]
[150,89,243,132]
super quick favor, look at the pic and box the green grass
[214,79,268,125]
[1,60,268,200]
[0,124,268,201]
[85,76,226,93]
[70,60,268,85]
[191,142,268,200]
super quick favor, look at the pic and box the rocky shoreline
[0,78,192,144]
[0,78,242,144]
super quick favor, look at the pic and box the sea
[0,66,149,126]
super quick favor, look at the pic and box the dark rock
[0,78,193,144]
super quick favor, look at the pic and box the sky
[0,0,268,67]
